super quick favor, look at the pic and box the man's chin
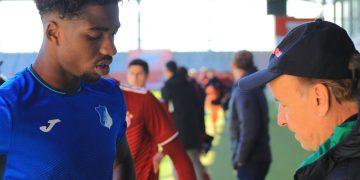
[299,142,316,152]
[81,74,102,84]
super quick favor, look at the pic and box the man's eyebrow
[89,26,109,31]
[89,25,120,32]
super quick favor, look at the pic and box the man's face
[269,75,323,151]
[55,4,120,83]
[231,63,244,80]
[127,65,148,87]
[163,68,172,79]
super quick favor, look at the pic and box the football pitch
[153,91,310,180]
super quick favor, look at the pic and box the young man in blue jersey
[0,0,135,179]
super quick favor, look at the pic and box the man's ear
[45,21,60,45]
[313,83,330,117]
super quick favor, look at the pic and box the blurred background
[0,0,359,179]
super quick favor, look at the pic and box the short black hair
[128,58,149,74]
[178,66,188,77]
[233,50,256,71]
[34,0,121,19]
[166,61,177,74]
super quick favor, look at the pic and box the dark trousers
[236,161,270,180]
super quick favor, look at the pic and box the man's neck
[168,73,174,79]
[234,68,245,81]
[317,100,359,149]
[332,101,359,126]
[33,49,81,93]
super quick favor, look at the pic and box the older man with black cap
[239,19,360,179]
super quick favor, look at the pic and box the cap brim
[238,69,281,91]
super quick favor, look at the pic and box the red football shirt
[121,84,178,180]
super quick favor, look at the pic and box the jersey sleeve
[144,92,178,146]
[0,96,12,155]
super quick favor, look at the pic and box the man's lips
[95,59,112,75]
[97,59,112,66]
[95,64,110,75]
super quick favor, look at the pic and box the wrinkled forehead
[269,75,302,97]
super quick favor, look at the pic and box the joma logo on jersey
[40,119,61,133]
[95,105,113,129]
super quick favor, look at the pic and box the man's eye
[86,34,102,41]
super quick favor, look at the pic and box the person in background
[178,66,213,155]
[204,69,225,134]
[178,66,206,137]
[121,59,196,180]
[162,61,206,180]
[198,67,209,87]
[204,69,225,105]
[229,50,272,180]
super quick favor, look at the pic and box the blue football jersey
[0,67,127,179]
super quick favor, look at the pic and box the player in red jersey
[120,59,196,180]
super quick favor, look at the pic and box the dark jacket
[229,70,271,168]
[189,78,206,136]
[161,74,202,149]
[295,115,360,180]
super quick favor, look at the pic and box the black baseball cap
[238,19,359,90]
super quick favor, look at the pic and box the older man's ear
[312,83,330,117]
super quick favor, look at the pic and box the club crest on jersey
[95,105,113,129]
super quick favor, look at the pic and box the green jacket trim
[299,118,357,169]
